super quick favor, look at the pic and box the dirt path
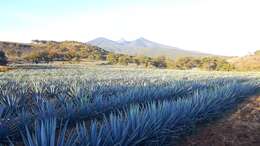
[179,95,260,146]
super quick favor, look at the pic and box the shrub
[0,51,8,65]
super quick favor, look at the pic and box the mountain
[117,38,129,44]
[88,37,211,58]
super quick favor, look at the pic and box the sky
[1,0,260,56]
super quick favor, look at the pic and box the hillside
[0,40,109,62]
[0,41,33,60]
[228,52,260,71]
[88,37,212,58]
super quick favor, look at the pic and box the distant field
[0,65,259,145]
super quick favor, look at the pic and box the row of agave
[2,66,259,82]
[0,77,232,142]
[16,81,259,146]
[0,68,259,145]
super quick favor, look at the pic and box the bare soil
[0,66,13,72]
[179,95,260,146]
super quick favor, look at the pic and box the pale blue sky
[1,0,260,56]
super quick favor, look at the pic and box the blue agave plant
[21,118,78,146]
[74,82,258,146]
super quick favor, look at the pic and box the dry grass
[0,66,13,72]
[179,95,260,146]
[229,55,260,71]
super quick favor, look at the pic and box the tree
[200,57,218,70]
[133,56,141,65]
[91,53,102,60]
[165,58,176,69]
[175,57,200,70]
[199,57,235,71]
[106,53,118,64]
[134,55,152,67]
[24,51,39,63]
[151,56,167,68]
[215,59,235,71]
[24,51,51,63]
[0,51,8,65]
[118,56,131,65]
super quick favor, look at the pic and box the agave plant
[21,118,77,146]
[0,78,257,144]
[0,67,259,145]
[74,82,258,146]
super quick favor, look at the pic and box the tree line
[1,40,260,71]
[106,53,235,71]
[1,48,235,71]
[0,49,237,71]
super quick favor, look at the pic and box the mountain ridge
[88,37,212,58]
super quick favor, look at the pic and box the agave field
[0,65,259,146]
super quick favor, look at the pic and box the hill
[0,41,33,60]
[0,40,109,62]
[228,51,260,71]
[88,37,212,58]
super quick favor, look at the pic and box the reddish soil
[179,95,260,146]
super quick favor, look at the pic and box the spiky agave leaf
[0,74,258,144]
[80,82,258,146]
[20,118,78,146]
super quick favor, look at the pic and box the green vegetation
[1,40,260,71]
[22,45,235,71]
[106,54,235,71]
[24,41,108,63]
[199,57,235,71]
[106,53,119,64]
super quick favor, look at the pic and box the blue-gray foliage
[0,71,258,145]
